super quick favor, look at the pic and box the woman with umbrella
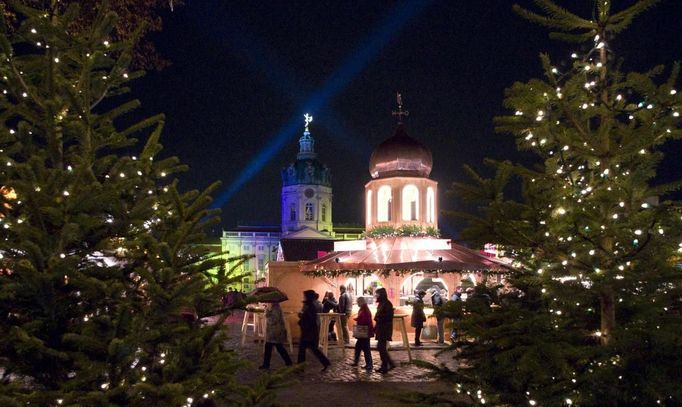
[256,289,293,369]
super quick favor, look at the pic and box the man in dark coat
[337,284,352,344]
[431,287,446,344]
[297,290,331,371]
[373,287,396,374]
[410,291,427,346]
[322,291,339,341]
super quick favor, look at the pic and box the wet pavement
[220,311,464,405]
[223,311,458,382]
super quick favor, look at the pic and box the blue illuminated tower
[281,114,333,235]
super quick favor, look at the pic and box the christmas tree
[0,3,258,405]
[437,1,682,405]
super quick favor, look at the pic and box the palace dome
[368,124,433,179]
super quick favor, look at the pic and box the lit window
[402,185,419,221]
[377,186,392,222]
[427,187,435,223]
[321,203,327,222]
[305,202,314,221]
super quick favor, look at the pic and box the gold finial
[392,92,409,123]
[304,113,313,132]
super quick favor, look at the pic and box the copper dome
[368,124,433,179]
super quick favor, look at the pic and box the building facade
[221,116,361,291]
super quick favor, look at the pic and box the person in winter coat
[373,287,396,374]
[259,302,293,369]
[431,286,446,344]
[322,291,339,341]
[350,296,374,370]
[337,285,353,344]
[297,290,331,371]
[410,291,427,346]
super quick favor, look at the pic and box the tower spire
[392,92,409,123]
[297,113,316,159]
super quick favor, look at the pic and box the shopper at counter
[338,285,353,344]
[410,290,427,347]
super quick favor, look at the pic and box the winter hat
[303,289,317,302]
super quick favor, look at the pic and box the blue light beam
[216,12,370,155]
[212,0,433,210]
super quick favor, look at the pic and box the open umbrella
[249,286,289,303]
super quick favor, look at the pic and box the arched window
[289,203,296,221]
[427,187,435,223]
[402,185,419,221]
[321,203,327,222]
[366,190,372,224]
[305,202,314,221]
[377,186,392,222]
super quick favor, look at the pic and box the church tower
[365,94,438,232]
[281,114,333,236]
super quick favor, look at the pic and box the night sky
[129,1,682,235]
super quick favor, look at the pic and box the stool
[318,312,345,356]
[393,315,412,361]
[241,308,265,346]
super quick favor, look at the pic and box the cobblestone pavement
[223,311,459,383]
[220,312,463,405]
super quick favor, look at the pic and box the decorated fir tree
[0,3,260,405]
[434,1,682,405]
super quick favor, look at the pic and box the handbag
[352,324,369,339]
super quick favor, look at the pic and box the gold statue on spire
[304,113,313,132]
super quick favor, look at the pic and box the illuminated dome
[368,124,433,179]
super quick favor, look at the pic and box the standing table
[393,315,412,361]
[318,312,345,356]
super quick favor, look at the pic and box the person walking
[259,302,293,369]
[411,291,426,347]
[350,296,374,371]
[297,290,331,371]
[322,291,339,341]
[373,287,396,374]
[337,285,352,344]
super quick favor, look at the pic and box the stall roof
[301,237,512,275]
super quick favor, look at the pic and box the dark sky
[130,0,682,235]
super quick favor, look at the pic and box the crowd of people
[258,285,398,374]
[256,282,511,374]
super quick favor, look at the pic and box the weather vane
[304,113,313,132]
[392,92,409,123]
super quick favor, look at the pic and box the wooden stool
[241,308,265,346]
[318,312,345,356]
[393,315,412,361]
